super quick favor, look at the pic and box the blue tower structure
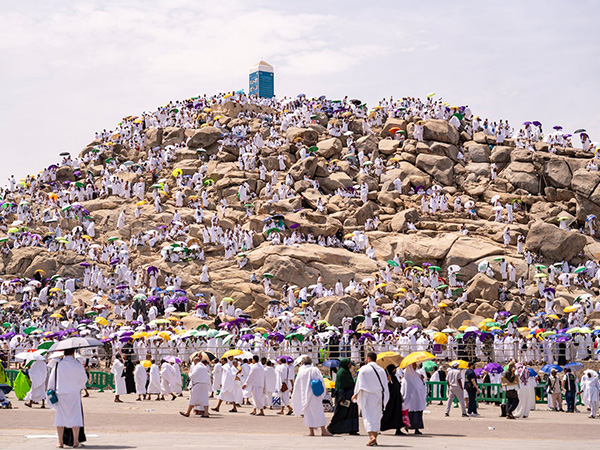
[249,60,274,98]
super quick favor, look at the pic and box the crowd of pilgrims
[1,89,600,403]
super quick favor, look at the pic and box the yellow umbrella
[254,327,268,334]
[141,360,152,368]
[564,305,578,313]
[517,327,530,333]
[324,378,336,389]
[450,359,469,369]
[375,283,387,290]
[399,351,435,369]
[167,316,181,322]
[438,302,448,308]
[433,332,448,345]
[50,313,63,319]
[136,200,147,206]
[95,317,108,326]
[158,332,171,341]
[172,168,183,178]
[376,351,402,368]
[49,287,62,293]
[222,349,244,359]
[458,325,468,332]
[547,314,559,320]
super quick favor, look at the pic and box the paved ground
[1,392,599,449]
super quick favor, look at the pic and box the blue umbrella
[540,364,563,374]
[323,359,340,368]
[528,368,538,377]
[564,362,584,371]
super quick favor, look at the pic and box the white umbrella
[294,354,310,366]
[15,350,45,361]
[448,265,461,273]
[493,205,503,211]
[490,195,500,204]
[48,337,102,352]
[392,316,407,324]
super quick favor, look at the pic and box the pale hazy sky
[1,0,599,183]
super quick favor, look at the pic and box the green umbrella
[23,326,38,335]
[430,266,441,271]
[37,341,54,350]
[404,261,414,266]
[535,264,547,270]
[422,360,438,372]
[437,284,449,290]
[263,273,274,278]
[203,179,215,185]
[353,315,365,323]
[387,260,399,267]
[85,310,98,316]
[308,146,318,152]
[266,228,280,234]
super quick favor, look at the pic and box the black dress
[124,360,136,394]
[381,376,403,432]
[327,387,359,434]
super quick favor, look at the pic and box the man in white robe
[160,360,177,401]
[47,348,88,449]
[212,357,242,412]
[243,355,266,415]
[276,358,294,415]
[180,355,211,417]
[147,361,161,400]
[25,359,48,408]
[211,359,223,397]
[291,356,331,436]
[352,352,390,446]
[263,358,277,409]
[134,362,148,401]
[111,354,127,402]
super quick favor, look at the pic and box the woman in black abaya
[327,358,359,435]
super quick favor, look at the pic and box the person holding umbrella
[47,347,89,448]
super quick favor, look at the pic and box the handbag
[47,361,59,405]
[402,409,411,428]
[310,378,325,397]
[280,382,288,393]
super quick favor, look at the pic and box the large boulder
[423,119,459,145]
[525,220,587,261]
[415,154,454,185]
[464,142,491,163]
[289,156,318,181]
[187,126,222,149]
[378,139,400,155]
[465,273,500,302]
[286,127,318,146]
[390,208,419,232]
[315,296,364,325]
[381,118,408,138]
[316,137,343,159]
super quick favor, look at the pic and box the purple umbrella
[279,356,293,363]
[556,336,571,343]
[80,319,91,324]
[130,320,141,326]
[196,302,208,308]
[101,337,112,343]
[497,311,510,317]
[474,368,484,377]
[110,259,120,265]
[116,284,129,289]
[290,223,299,229]
[146,296,160,303]
[376,309,389,316]
[79,262,91,267]
[483,362,503,374]
[380,329,393,335]
[344,330,355,334]
[147,266,158,274]
[240,334,255,341]
[119,336,131,343]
